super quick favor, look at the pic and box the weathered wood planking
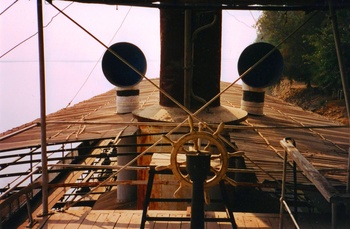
[1,79,349,210]
[280,139,338,203]
[22,209,350,229]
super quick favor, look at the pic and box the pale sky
[0,1,261,133]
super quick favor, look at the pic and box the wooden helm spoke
[210,166,219,175]
[179,146,189,154]
[203,141,211,151]
[193,139,199,151]
[170,122,228,188]
[210,155,221,160]
[204,190,210,205]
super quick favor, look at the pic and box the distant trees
[255,10,350,93]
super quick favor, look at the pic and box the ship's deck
[21,209,350,229]
[2,79,350,228]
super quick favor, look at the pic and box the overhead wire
[45,3,319,133]
[43,4,323,211]
[224,10,255,29]
[49,2,195,119]
[47,2,320,156]
[0,0,18,16]
[0,2,346,214]
[65,6,133,108]
[0,34,37,60]
[249,10,258,25]
[0,2,74,59]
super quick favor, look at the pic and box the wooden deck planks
[65,211,90,229]
[114,212,133,229]
[153,212,170,229]
[2,79,348,190]
[25,209,350,229]
[4,80,350,229]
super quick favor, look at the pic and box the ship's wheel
[158,116,243,191]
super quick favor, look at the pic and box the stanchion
[186,153,210,229]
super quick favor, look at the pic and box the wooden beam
[52,0,350,10]
[47,180,179,188]
[280,139,338,203]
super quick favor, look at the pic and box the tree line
[255,10,349,94]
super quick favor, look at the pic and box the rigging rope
[268,104,347,153]
[46,3,322,165]
[0,2,74,59]
[63,84,156,209]
[0,0,18,16]
[49,2,196,119]
[43,5,325,210]
[225,10,256,29]
[65,6,133,108]
[49,2,317,140]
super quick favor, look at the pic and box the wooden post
[328,0,350,194]
[184,9,192,109]
[279,147,288,229]
[187,153,210,229]
[37,0,49,216]
[117,136,137,203]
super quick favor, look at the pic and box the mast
[37,0,49,215]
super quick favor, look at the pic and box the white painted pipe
[240,82,266,116]
[116,84,139,114]
[117,136,137,203]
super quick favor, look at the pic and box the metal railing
[279,137,350,229]
[279,138,300,229]
[0,168,42,228]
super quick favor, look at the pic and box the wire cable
[0,34,36,59]
[0,2,74,59]
[249,10,258,25]
[48,2,319,156]
[65,6,133,108]
[225,10,255,29]
[0,0,18,16]
[49,2,195,118]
